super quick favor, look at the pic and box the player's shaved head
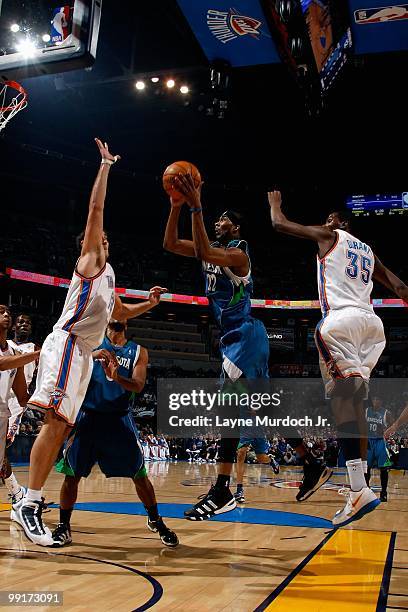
[14,313,32,340]
[325,211,351,231]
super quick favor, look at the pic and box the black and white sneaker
[270,458,280,475]
[296,463,333,502]
[184,485,236,521]
[234,491,246,503]
[51,523,72,547]
[147,517,179,547]
[13,499,54,546]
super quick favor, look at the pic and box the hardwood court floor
[1,461,407,612]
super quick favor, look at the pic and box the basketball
[162,160,201,202]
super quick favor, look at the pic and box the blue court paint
[48,502,332,529]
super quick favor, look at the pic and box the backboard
[0,0,102,80]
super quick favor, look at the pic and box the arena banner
[349,1,408,53]
[176,0,281,66]
[5,267,407,309]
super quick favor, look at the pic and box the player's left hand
[174,173,203,209]
[93,348,113,366]
[148,286,168,306]
[102,352,119,381]
[95,138,121,163]
[267,191,282,208]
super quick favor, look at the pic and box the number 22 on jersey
[206,273,217,293]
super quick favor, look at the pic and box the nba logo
[51,6,72,44]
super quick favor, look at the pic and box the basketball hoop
[0,81,28,131]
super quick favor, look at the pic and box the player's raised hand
[94,138,121,163]
[148,286,168,306]
[268,191,282,208]
[174,173,203,209]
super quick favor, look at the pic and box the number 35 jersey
[317,229,375,315]
[54,262,116,349]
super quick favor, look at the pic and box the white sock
[346,459,366,492]
[4,473,21,496]
[361,460,368,474]
[25,488,42,503]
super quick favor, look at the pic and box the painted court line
[51,501,332,529]
[255,529,393,611]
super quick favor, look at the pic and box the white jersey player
[15,138,167,547]
[268,191,408,528]
[315,228,386,391]
[30,260,117,424]
[7,314,38,444]
[0,306,39,470]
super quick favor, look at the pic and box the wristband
[101,156,119,166]
[190,207,202,214]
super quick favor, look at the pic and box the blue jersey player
[365,396,392,502]
[164,172,270,519]
[52,319,178,547]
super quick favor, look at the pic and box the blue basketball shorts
[57,409,145,479]
[221,318,270,380]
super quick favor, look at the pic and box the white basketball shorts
[29,330,93,426]
[315,307,386,395]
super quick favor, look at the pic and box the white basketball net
[0,81,28,132]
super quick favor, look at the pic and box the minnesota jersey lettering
[82,336,140,414]
[317,229,375,316]
[203,239,252,330]
[366,406,388,439]
[54,262,116,349]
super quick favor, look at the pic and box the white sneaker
[332,486,380,528]
[13,499,54,546]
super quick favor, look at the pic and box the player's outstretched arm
[175,174,248,270]
[112,286,167,321]
[12,367,29,407]
[163,198,196,257]
[373,256,408,303]
[77,138,120,278]
[268,191,335,252]
[385,402,408,438]
[0,349,40,372]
